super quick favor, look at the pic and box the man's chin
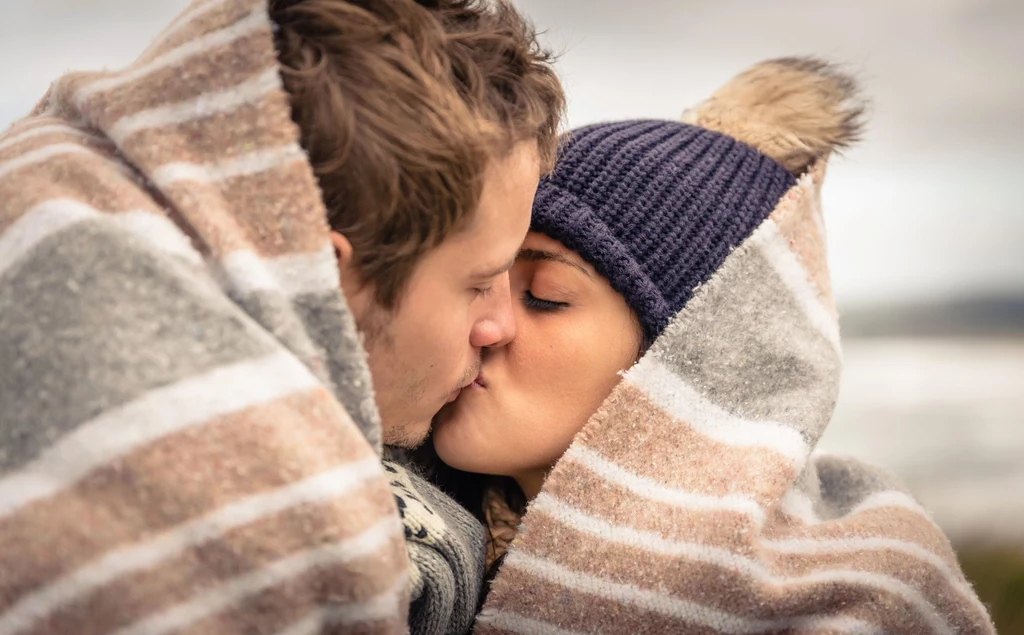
[381,419,431,449]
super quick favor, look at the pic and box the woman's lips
[446,372,485,403]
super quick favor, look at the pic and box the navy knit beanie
[531,119,796,342]
[530,57,866,342]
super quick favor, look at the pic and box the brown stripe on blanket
[28,493,403,635]
[70,28,274,124]
[1,116,95,142]
[515,510,773,613]
[509,514,948,635]
[118,91,294,164]
[179,597,407,635]
[171,549,408,635]
[0,134,123,176]
[269,618,406,635]
[0,148,153,233]
[0,388,378,608]
[567,382,798,504]
[140,0,260,65]
[534,463,762,555]
[0,123,112,161]
[767,162,834,313]
[769,547,988,634]
[160,161,329,258]
[1,114,61,135]
[171,568,408,635]
[762,504,964,572]
[477,569,727,635]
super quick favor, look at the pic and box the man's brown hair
[270,0,565,308]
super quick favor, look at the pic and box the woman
[424,58,995,633]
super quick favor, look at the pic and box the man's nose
[469,273,517,349]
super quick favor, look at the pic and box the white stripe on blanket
[0,457,384,635]
[748,219,841,353]
[0,143,131,181]
[0,124,109,154]
[108,517,402,635]
[475,611,586,635]
[271,576,409,635]
[216,244,340,299]
[562,446,767,524]
[505,547,952,635]
[152,143,305,186]
[626,355,810,464]
[108,67,280,144]
[480,608,882,635]
[852,490,938,522]
[0,198,201,280]
[0,351,321,519]
[765,535,989,618]
[536,490,981,622]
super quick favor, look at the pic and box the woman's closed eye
[523,290,569,312]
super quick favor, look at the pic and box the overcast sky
[2,0,1021,308]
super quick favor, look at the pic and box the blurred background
[2,0,1021,629]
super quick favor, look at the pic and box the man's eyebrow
[517,248,593,280]
[473,254,518,280]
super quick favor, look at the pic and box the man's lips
[445,372,485,403]
[445,372,486,403]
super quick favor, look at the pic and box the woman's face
[432,231,642,490]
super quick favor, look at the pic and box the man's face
[338,141,540,447]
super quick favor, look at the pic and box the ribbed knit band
[531,120,797,340]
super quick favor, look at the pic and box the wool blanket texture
[0,1,429,633]
[475,160,996,634]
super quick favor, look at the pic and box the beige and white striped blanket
[477,161,996,634]
[0,1,410,633]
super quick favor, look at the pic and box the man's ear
[330,231,367,306]
[330,231,354,269]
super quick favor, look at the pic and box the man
[0,1,563,634]
[272,0,564,450]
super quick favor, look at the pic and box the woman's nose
[469,273,517,349]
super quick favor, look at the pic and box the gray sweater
[384,459,486,635]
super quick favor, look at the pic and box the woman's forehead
[519,233,594,277]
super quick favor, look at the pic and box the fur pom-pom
[681,57,866,176]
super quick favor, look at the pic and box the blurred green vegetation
[957,544,1024,634]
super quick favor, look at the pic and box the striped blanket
[476,160,996,634]
[0,1,410,634]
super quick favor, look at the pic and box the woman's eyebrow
[517,248,593,280]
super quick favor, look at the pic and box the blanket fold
[0,1,408,633]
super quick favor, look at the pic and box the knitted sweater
[475,161,996,634]
[0,1,412,633]
[384,459,486,635]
